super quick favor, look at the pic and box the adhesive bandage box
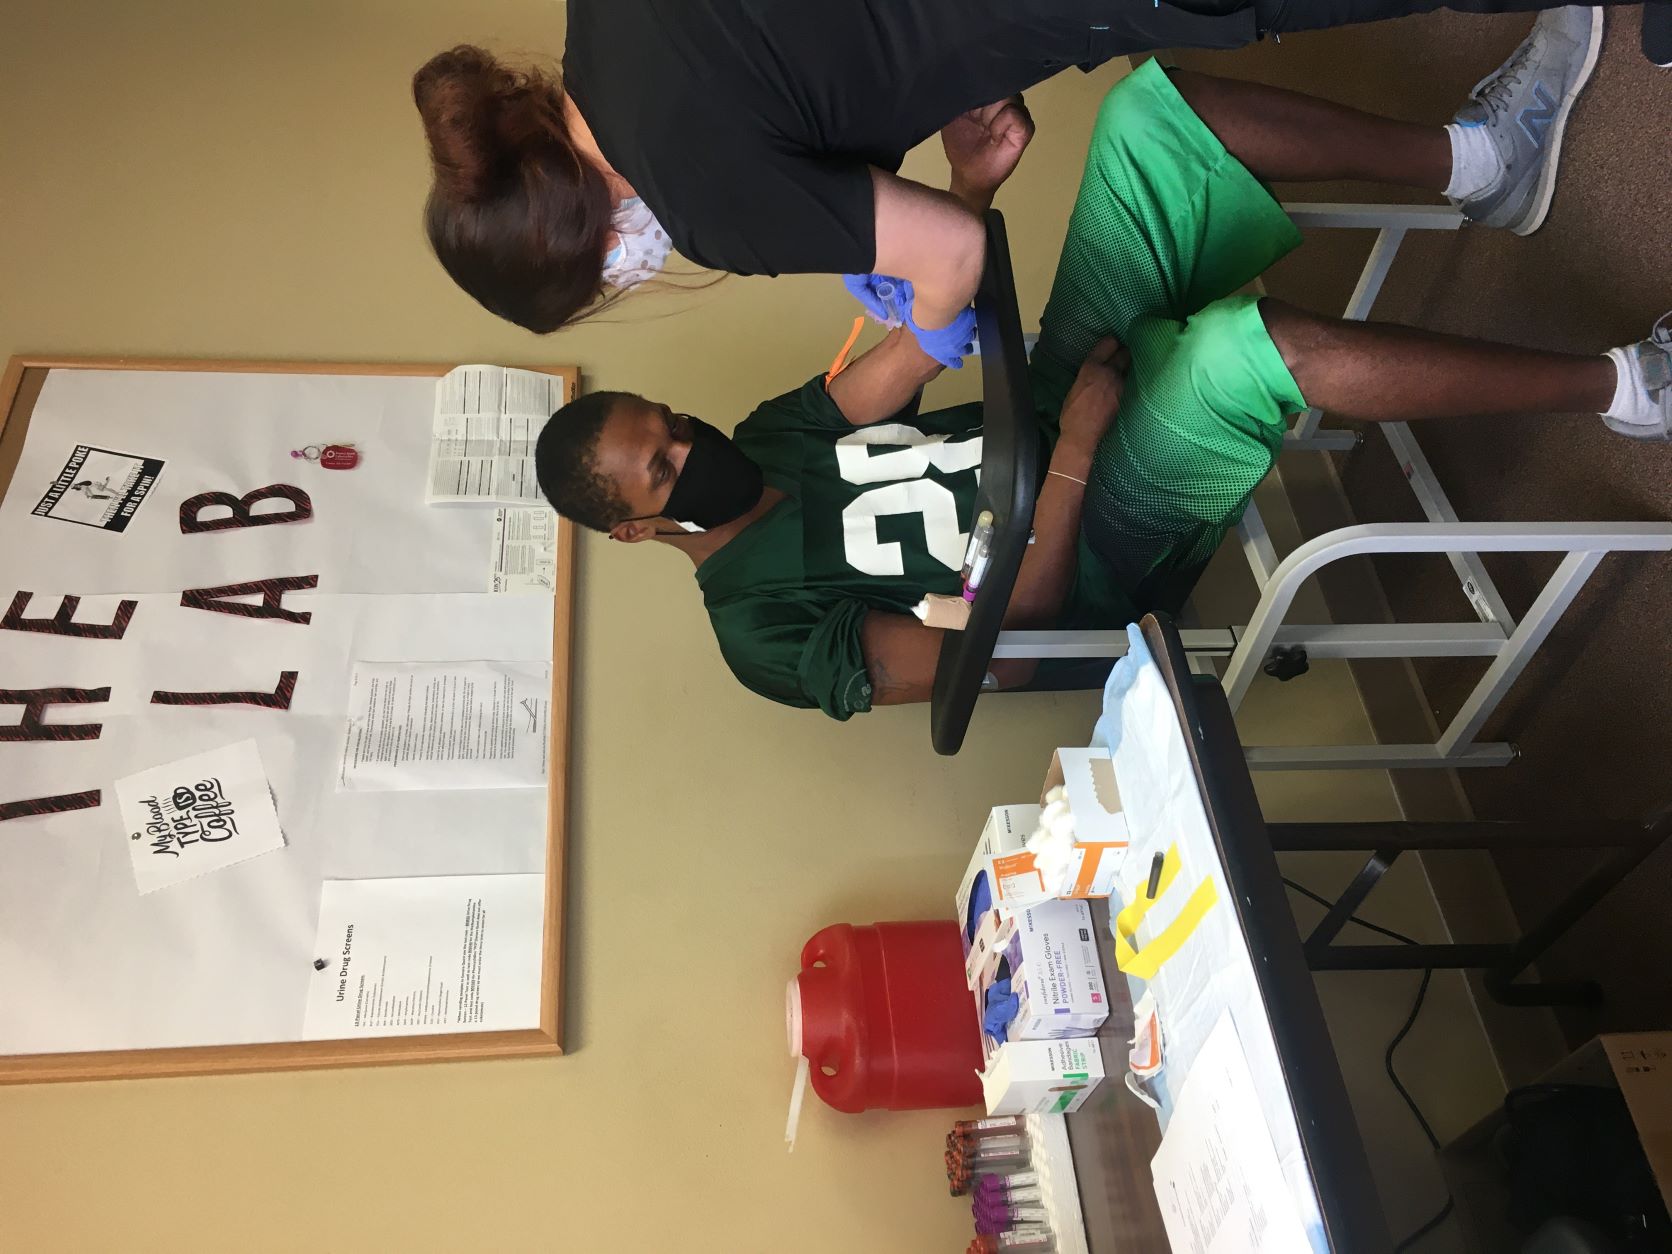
[1004,898,1108,1039]
[979,1036,1106,1116]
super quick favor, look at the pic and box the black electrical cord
[1281,876,1456,1253]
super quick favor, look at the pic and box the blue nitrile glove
[906,302,978,371]
[983,978,1019,1044]
[842,273,914,326]
[965,871,993,942]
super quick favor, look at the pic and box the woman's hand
[1057,337,1130,474]
[941,96,1035,211]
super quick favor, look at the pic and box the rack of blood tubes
[945,1116,1057,1253]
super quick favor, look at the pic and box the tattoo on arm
[859,610,939,706]
[866,653,913,705]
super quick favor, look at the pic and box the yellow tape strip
[1114,846,1220,980]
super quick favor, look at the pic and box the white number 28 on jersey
[835,423,982,576]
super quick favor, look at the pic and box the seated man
[535,19,1669,720]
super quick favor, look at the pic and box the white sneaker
[1452,7,1605,236]
[1603,313,1672,441]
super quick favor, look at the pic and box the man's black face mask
[653,415,764,531]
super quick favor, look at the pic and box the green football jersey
[693,63,1311,721]
[695,376,1128,720]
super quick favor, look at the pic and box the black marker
[1146,852,1165,900]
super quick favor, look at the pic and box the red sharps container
[788,921,983,1113]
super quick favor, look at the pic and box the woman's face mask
[633,415,764,533]
[601,196,672,290]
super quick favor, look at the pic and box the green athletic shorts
[1027,58,1308,626]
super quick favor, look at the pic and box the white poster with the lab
[302,874,545,1039]
[115,739,286,894]
[0,363,563,1056]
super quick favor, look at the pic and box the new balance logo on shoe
[1517,82,1557,146]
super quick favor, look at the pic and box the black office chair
[928,210,1044,755]
[928,210,1124,754]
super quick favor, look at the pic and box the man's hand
[1057,336,1130,472]
[941,95,1035,210]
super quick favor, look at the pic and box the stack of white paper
[1150,1012,1312,1254]
[302,874,544,1039]
[491,506,561,593]
[337,660,551,792]
[426,364,567,505]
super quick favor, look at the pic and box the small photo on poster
[32,444,164,533]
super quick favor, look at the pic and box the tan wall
[0,3,1129,1250]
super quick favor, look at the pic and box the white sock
[1445,123,1503,201]
[1604,346,1659,425]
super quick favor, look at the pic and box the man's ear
[609,519,658,544]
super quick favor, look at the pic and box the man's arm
[826,326,944,427]
[941,96,1034,214]
[860,337,1128,703]
[860,612,944,706]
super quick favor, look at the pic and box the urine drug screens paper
[426,364,567,505]
[336,660,551,791]
[1149,1011,1311,1254]
[302,874,544,1039]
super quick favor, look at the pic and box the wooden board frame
[0,355,579,1084]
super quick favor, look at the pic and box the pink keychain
[290,443,359,470]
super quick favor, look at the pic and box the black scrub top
[562,0,1257,278]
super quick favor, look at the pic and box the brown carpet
[1169,9,1672,1044]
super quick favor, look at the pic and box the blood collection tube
[962,511,996,601]
[959,512,995,582]
[967,1136,1028,1164]
[968,1154,1030,1175]
[999,1231,1056,1252]
[946,1155,974,1194]
[974,1178,1042,1206]
[967,1231,1056,1253]
[874,278,905,326]
[974,1203,1050,1234]
[955,1114,1025,1138]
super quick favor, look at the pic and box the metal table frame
[1270,811,1672,1006]
[930,206,1672,763]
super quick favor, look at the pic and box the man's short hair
[534,390,636,532]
